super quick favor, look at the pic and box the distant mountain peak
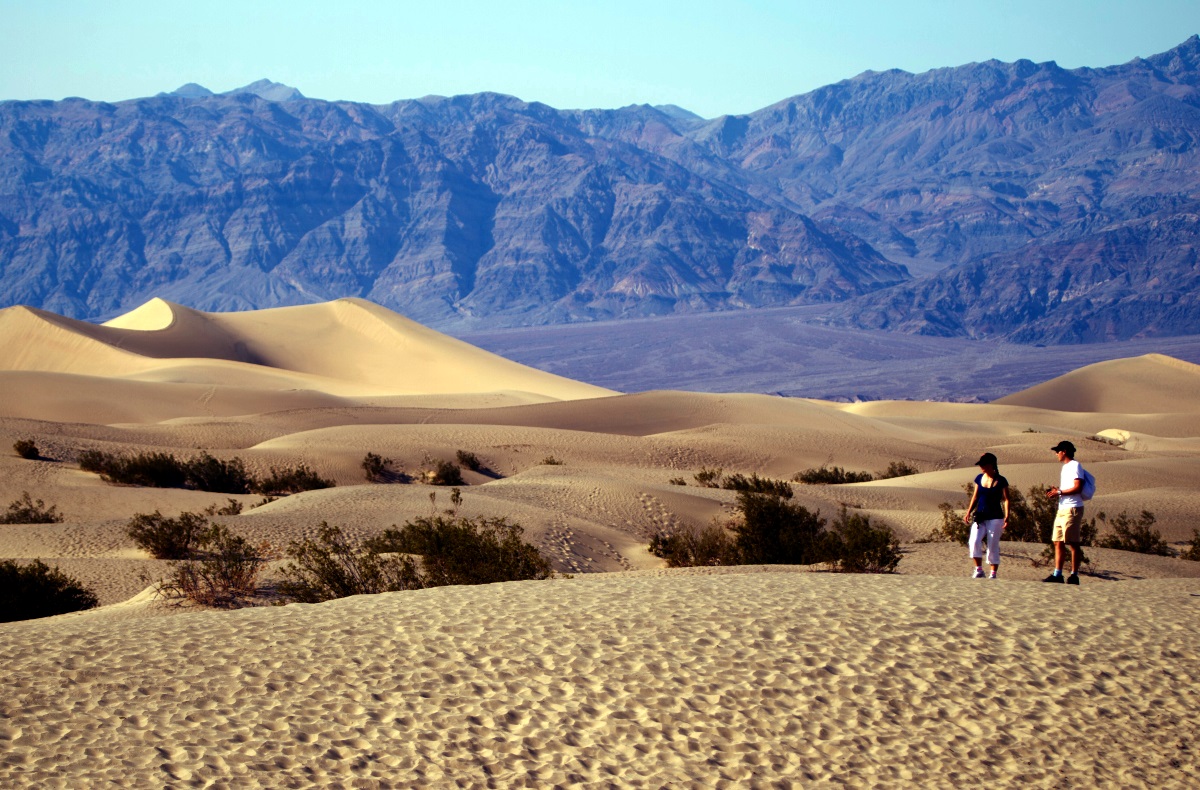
[162,83,213,98]
[224,79,305,102]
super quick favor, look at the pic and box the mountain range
[2,38,1200,342]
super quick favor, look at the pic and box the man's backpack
[1079,467,1096,501]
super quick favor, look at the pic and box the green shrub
[252,464,334,495]
[877,461,919,479]
[279,524,420,603]
[366,516,553,587]
[825,507,902,573]
[649,523,740,567]
[732,492,833,565]
[932,501,972,545]
[1182,530,1200,562]
[693,467,723,488]
[1094,511,1175,556]
[125,510,210,559]
[159,525,271,607]
[13,439,39,460]
[99,451,189,488]
[185,452,254,494]
[721,473,793,499]
[793,465,874,485]
[77,449,109,473]
[0,492,64,524]
[0,559,99,622]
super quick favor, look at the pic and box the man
[1044,440,1084,585]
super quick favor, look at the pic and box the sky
[3,0,1200,118]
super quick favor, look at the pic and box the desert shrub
[825,507,902,573]
[793,465,874,485]
[159,525,272,607]
[278,524,420,603]
[418,458,464,487]
[125,510,209,559]
[933,501,972,545]
[0,559,99,622]
[13,439,39,460]
[693,466,723,488]
[0,492,64,524]
[252,464,334,496]
[649,523,739,567]
[96,451,189,488]
[184,452,253,494]
[877,461,919,479]
[722,473,793,499]
[668,477,687,486]
[540,455,563,466]
[77,449,109,473]
[366,516,553,587]
[455,450,482,472]
[1094,510,1175,556]
[1182,530,1200,562]
[202,499,244,516]
[732,492,833,565]
[362,452,392,482]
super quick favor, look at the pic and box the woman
[963,452,1009,578]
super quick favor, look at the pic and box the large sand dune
[2,299,1199,787]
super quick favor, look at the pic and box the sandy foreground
[2,298,1200,787]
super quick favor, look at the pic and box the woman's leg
[969,521,985,574]
[985,519,1002,571]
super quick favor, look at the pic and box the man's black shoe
[1066,574,1080,585]
[1042,573,1064,583]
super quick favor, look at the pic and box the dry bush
[877,461,919,479]
[793,465,873,485]
[125,510,209,559]
[367,515,553,586]
[0,492,64,524]
[420,456,464,486]
[252,464,334,495]
[1182,530,1200,562]
[721,472,793,499]
[279,524,421,603]
[649,523,739,567]
[1095,510,1175,556]
[540,455,563,466]
[159,525,273,607]
[0,559,98,622]
[13,439,39,460]
[825,507,902,573]
[362,452,396,482]
[693,467,723,488]
[455,450,482,472]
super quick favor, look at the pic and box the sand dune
[3,299,1200,787]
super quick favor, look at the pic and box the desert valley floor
[2,298,1199,788]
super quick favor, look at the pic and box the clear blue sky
[3,0,1199,118]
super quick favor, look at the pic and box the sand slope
[3,301,1200,787]
[3,571,1199,788]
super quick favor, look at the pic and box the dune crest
[0,298,614,411]
[994,353,1200,413]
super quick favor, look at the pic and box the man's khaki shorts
[1052,507,1084,544]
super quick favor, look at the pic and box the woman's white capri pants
[969,519,1003,566]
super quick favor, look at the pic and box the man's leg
[1054,541,1065,571]
[1069,543,1081,574]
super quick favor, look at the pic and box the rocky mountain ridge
[2,38,1200,341]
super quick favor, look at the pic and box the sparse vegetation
[251,464,334,496]
[825,506,903,574]
[877,461,920,479]
[13,439,40,460]
[455,450,482,472]
[732,491,834,565]
[203,499,245,516]
[0,559,99,622]
[668,477,687,486]
[367,516,554,587]
[1094,510,1175,556]
[78,448,333,495]
[279,524,420,603]
[540,455,563,466]
[721,472,793,499]
[693,466,723,488]
[0,492,64,524]
[125,510,210,560]
[1182,530,1200,562]
[158,525,273,607]
[793,465,874,485]
[420,456,464,486]
[649,523,739,567]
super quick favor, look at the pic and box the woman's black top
[973,474,1008,521]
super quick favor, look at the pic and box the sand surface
[2,298,1200,787]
